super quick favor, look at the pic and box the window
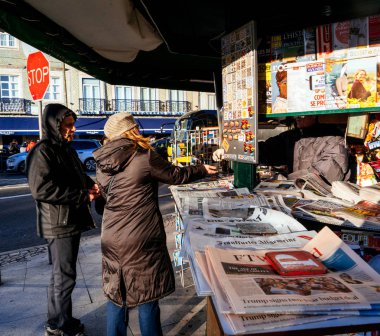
[168,90,184,101]
[207,94,216,110]
[115,86,132,100]
[0,33,16,47]
[82,78,101,99]
[140,87,156,100]
[0,75,19,97]
[44,77,61,100]
[140,87,157,111]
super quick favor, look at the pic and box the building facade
[0,33,216,146]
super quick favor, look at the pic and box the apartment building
[0,33,216,146]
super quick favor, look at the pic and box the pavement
[0,213,207,336]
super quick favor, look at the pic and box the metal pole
[63,62,68,106]
[38,101,43,140]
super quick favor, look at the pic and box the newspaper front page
[204,227,380,314]
[189,230,316,295]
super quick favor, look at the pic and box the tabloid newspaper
[205,226,380,316]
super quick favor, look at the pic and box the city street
[0,172,175,253]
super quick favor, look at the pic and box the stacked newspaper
[360,184,380,204]
[331,200,380,230]
[202,227,380,334]
[331,181,362,204]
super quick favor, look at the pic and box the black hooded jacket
[26,104,95,238]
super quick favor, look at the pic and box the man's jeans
[47,234,81,330]
[107,300,163,336]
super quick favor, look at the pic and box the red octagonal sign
[27,51,50,101]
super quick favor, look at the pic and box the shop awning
[0,116,177,136]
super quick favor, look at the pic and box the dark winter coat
[26,104,95,239]
[94,137,207,307]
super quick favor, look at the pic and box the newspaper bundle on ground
[205,226,380,316]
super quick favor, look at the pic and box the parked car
[6,139,101,174]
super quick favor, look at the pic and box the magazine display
[205,227,380,315]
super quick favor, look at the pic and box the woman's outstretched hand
[204,164,218,174]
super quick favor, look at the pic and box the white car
[6,139,101,174]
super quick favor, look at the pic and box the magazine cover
[369,15,380,47]
[377,53,380,105]
[332,20,350,59]
[324,56,348,109]
[271,61,288,114]
[349,17,369,48]
[316,23,333,60]
[287,60,325,112]
[346,49,377,108]
[302,27,317,61]
[258,62,272,114]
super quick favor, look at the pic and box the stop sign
[27,51,50,101]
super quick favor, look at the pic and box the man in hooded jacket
[26,103,100,336]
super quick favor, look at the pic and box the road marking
[0,193,31,200]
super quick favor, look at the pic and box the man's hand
[212,148,225,162]
[88,183,101,201]
[204,165,218,175]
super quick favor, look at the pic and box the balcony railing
[79,98,191,115]
[165,100,192,113]
[112,99,163,113]
[79,98,107,114]
[0,98,31,113]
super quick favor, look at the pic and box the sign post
[27,51,50,140]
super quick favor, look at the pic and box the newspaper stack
[360,184,380,204]
[202,227,380,334]
[331,181,362,204]
[331,200,380,230]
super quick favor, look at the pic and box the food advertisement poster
[221,21,258,164]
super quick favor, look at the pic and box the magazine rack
[173,204,193,288]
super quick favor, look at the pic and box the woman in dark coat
[94,112,217,336]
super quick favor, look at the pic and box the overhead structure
[0,0,379,92]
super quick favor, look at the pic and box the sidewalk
[0,214,207,336]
